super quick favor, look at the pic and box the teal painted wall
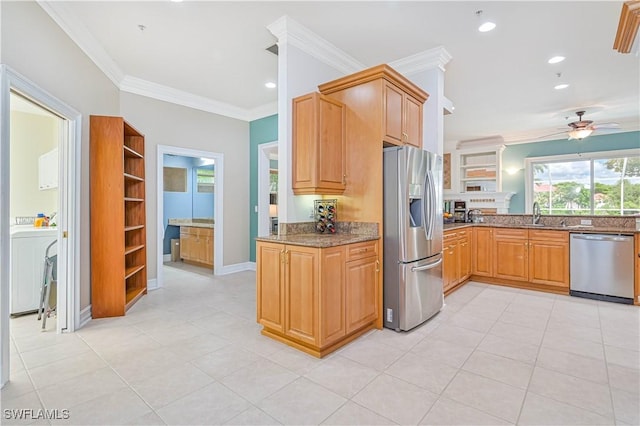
[502,131,640,213]
[249,115,278,262]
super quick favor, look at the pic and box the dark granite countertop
[255,233,380,248]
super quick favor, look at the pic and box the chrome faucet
[532,201,541,225]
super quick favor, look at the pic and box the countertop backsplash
[278,221,378,236]
[481,214,637,229]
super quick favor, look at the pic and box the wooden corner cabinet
[443,228,472,294]
[292,92,346,195]
[90,115,147,318]
[256,239,379,357]
[318,64,428,149]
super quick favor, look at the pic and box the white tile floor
[2,265,639,425]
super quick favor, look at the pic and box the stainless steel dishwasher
[570,233,635,304]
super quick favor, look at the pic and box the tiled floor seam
[514,291,555,425]
[598,303,621,424]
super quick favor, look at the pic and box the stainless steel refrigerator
[383,146,443,331]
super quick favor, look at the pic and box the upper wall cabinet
[319,64,428,149]
[38,148,58,190]
[292,92,346,195]
[383,82,423,148]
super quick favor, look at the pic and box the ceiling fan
[540,110,620,140]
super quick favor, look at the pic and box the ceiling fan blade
[537,131,568,139]
[592,122,620,129]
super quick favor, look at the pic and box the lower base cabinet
[179,226,213,267]
[443,228,472,293]
[470,227,569,291]
[256,239,379,357]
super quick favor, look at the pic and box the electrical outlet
[309,208,315,219]
[580,219,592,225]
[254,205,258,213]
[386,308,393,323]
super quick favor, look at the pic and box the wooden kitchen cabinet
[180,226,213,267]
[473,227,494,277]
[345,241,379,334]
[256,239,379,357]
[443,231,459,292]
[292,92,346,195]
[528,230,569,287]
[443,229,473,293]
[383,82,423,147]
[493,228,528,282]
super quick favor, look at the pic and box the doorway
[1,66,81,387]
[258,142,278,237]
[156,145,224,288]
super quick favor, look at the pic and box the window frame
[524,148,640,214]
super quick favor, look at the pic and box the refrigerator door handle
[423,170,436,241]
[411,257,443,272]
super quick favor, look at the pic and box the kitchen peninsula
[255,222,379,357]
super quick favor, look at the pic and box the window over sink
[525,149,640,215]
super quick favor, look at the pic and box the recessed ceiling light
[265,82,276,89]
[170,0,183,3]
[554,83,570,90]
[548,56,565,64]
[478,22,496,32]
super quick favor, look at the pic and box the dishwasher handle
[571,234,632,242]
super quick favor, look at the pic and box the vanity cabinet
[292,92,346,195]
[180,226,213,267]
[256,239,379,357]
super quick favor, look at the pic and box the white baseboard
[216,262,255,275]
[147,278,159,291]
[79,305,92,328]
[163,254,171,262]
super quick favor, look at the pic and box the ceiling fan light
[478,22,496,32]
[548,56,565,64]
[568,128,593,140]
[554,83,569,90]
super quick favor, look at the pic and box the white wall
[1,1,120,309]
[277,44,346,224]
[408,68,445,155]
[119,92,250,275]
[10,110,59,218]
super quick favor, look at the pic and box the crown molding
[268,15,365,75]
[120,76,259,121]
[246,102,278,121]
[37,1,124,87]
[614,0,640,54]
[390,46,453,75]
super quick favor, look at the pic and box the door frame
[0,65,81,387]
[258,141,278,237]
[156,145,224,288]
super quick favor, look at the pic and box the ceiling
[48,1,639,149]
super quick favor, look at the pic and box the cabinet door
[383,83,404,146]
[345,256,379,334]
[317,96,346,192]
[256,242,285,332]
[204,235,213,266]
[443,241,458,292]
[285,245,319,346]
[320,246,346,345]
[529,241,569,287]
[404,95,422,148]
[494,239,528,281]
[179,234,192,260]
[473,228,493,276]
[459,237,471,283]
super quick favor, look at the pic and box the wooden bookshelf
[90,115,147,318]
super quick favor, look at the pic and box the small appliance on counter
[468,209,484,223]
[453,201,467,223]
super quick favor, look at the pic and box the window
[526,150,640,215]
[196,167,214,193]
